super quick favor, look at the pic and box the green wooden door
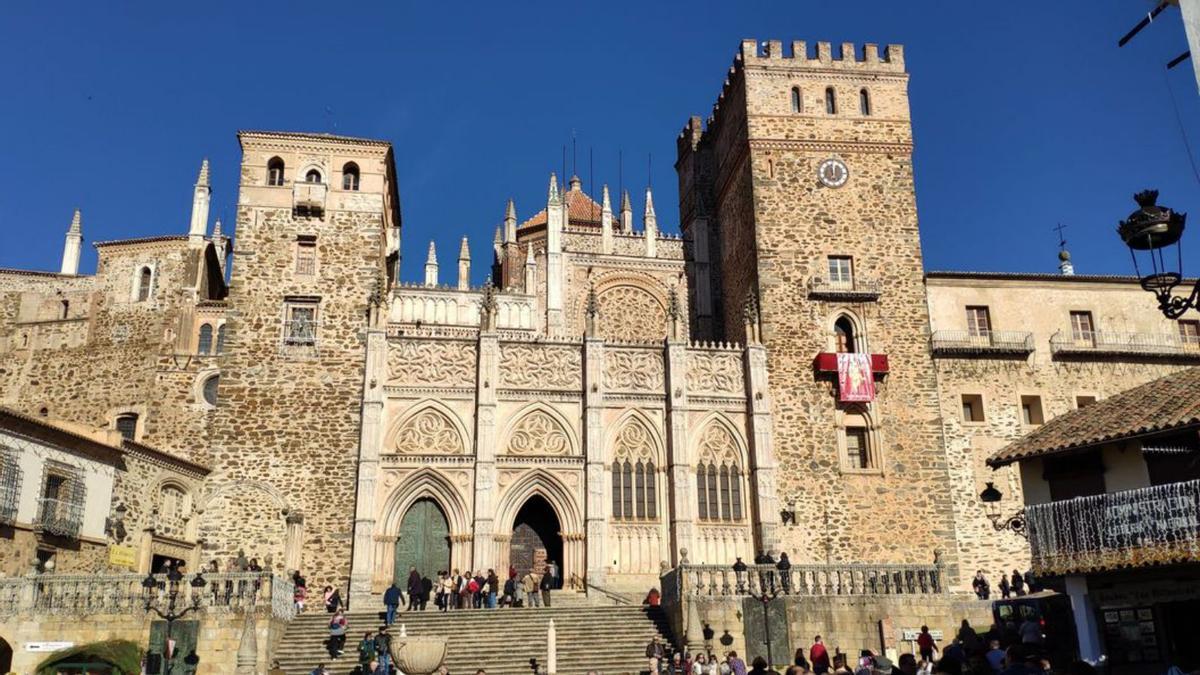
[149,619,199,674]
[394,498,450,585]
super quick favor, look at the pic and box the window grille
[0,447,21,526]
[37,462,85,539]
[281,301,320,357]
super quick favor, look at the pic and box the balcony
[807,276,882,302]
[292,182,327,216]
[279,319,321,359]
[1025,479,1200,575]
[1049,330,1200,361]
[36,497,83,539]
[930,330,1034,357]
[0,454,19,526]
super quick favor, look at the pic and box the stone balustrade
[669,561,944,598]
[0,572,295,620]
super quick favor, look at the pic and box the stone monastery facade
[2,38,1198,603]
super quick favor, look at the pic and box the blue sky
[1,1,1197,283]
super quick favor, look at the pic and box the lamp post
[978,482,1027,538]
[1117,190,1194,318]
[757,589,780,668]
[142,565,207,675]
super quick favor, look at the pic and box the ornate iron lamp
[1117,190,1193,317]
[978,482,1027,538]
[142,565,207,675]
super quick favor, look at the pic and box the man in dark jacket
[382,583,402,625]
[539,568,553,607]
[374,625,392,674]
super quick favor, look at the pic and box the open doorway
[509,495,562,579]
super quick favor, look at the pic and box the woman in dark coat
[406,568,423,611]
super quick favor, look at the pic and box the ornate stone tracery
[505,410,572,456]
[604,349,665,391]
[390,408,465,455]
[387,340,477,387]
[499,344,581,389]
[598,286,666,343]
[696,421,742,467]
[612,416,659,462]
[687,351,743,394]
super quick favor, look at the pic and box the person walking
[539,567,553,607]
[442,571,456,611]
[810,636,830,675]
[997,574,1011,599]
[357,632,376,670]
[647,636,666,674]
[794,647,810,670]
[916,625,937,663]
[502,572,517,607]
[972,571,990,600]
[522,570,540,607]
[547,559,560,589]
[405,567,422,611]
[728,651,748,675]
[1010,569,1025,597]
[383,582,402,624]
[327,609,348,657]
[375,625,393,673]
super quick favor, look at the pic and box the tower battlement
[739,38,904,72]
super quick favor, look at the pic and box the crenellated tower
[677,39,961,578]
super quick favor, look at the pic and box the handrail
[673,560,944,597]
[1049,329,1200,358]
[930,330,1034,354]
[585,582,635,606]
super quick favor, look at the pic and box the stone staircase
[273,594,674,675]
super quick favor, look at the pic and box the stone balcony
[1025,479,1200,576]
[666,559,945,598]
[1049,330,1200,361]
[930,330,1035,357]
[292,181,327,216]
[806,276,882,302]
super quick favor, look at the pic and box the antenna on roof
[572,130,577,178]
[562,145,567,194]
[648,152,653,189]
[618,149,623,202]
[589,146,595,225]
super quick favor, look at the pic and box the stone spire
[189,158,211,241]
[545,172,564,333]
[458,236,471,290]
[585,284,600,338]
[481,278,498,331]
[568,175,582,192]
[600,185,614,255]
[548,172,561,204]
[424,241,439,287]
[212,218,229,273]
[504,198,517,243]
[643,187,658,258]
[619,189,633,232]
[524,244,536,294]
[60,209,83,275]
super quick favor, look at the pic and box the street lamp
[143,565,207,675]
[978,482,1027,538]
[1117,190,1194,318]
[757,589,781,668]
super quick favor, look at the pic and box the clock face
[817,158,849,188]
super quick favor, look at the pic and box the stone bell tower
[678,40,960,577]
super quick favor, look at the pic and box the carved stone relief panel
[499,344,581,390]
[387,340,477,387]
[686,352,743,395]
[390,408,465,454]
[604,349,665,392]
[696,422,742,466]
[505,410,572,456]
[598,286,665,343]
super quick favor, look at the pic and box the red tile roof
[987,366,1200,467]
[518,184,621,231]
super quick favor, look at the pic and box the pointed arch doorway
[510,495,562,578]
[393,498,450,585]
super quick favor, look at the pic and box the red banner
[837,352,875,402]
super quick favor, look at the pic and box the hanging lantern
[1118,190,1188,302]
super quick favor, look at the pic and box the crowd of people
[376,563,564,614]
[970,570,1043,601]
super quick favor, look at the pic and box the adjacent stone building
[1,38,1198,606]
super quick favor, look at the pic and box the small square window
[827,256,853,286]
[1020,395,1045,425]
[961,394,985,422]
[295,237,317,276]
[1076,395,1097,409]
[115,414,138,441]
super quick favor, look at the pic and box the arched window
[197,324,214,354]
[342,162,360,191]
[719,465,731,521]
[622,460,634,518]
[860,88,871,116]
[215,324,226,354]
[267,157,285,186]
[137,267,153,302]
[834,316,857,353]
[60,300,69,319]
[706,464,719,520]
[612,462,623,518]
[696,466,708,520]
[825,87,837,114]
[202,375,219,406]
[646,461,657,519]
[635,462,646,519]
[730,467,743,520]
[115,413,138,441]
[305,169,323,183]
[790,87,802,113]
[696,423,745,522]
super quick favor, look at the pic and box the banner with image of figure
[837,352,875,402]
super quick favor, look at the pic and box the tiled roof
[238,130,392,147]
[988,366,1200,467]
[518,186,618,231]
[0,268,78,278]
[925,271,1145,284]
[93,235,189,248]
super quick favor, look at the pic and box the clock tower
[677,39,961,577]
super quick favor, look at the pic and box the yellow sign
[108,545,138,569]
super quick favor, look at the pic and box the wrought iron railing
[279,319,321,358]
[0,572,295,619]
[292,182,327,214]
[1026,479,1200,575]
[930,330,1035,356]
[672,561,944,597]
[1049,330,1200,359]
[0,450,20,526]
[36,496,84,539]
[807,277,882,301]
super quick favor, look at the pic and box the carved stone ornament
[598,286,666,342]
[499,344,581,389]
[388,341,477,387]
[604,349,665,391]
[391,409,464,454]
[613,417,657,462]
[686,352,743,394]
[505,410,572,456]
[696,422,741,467]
